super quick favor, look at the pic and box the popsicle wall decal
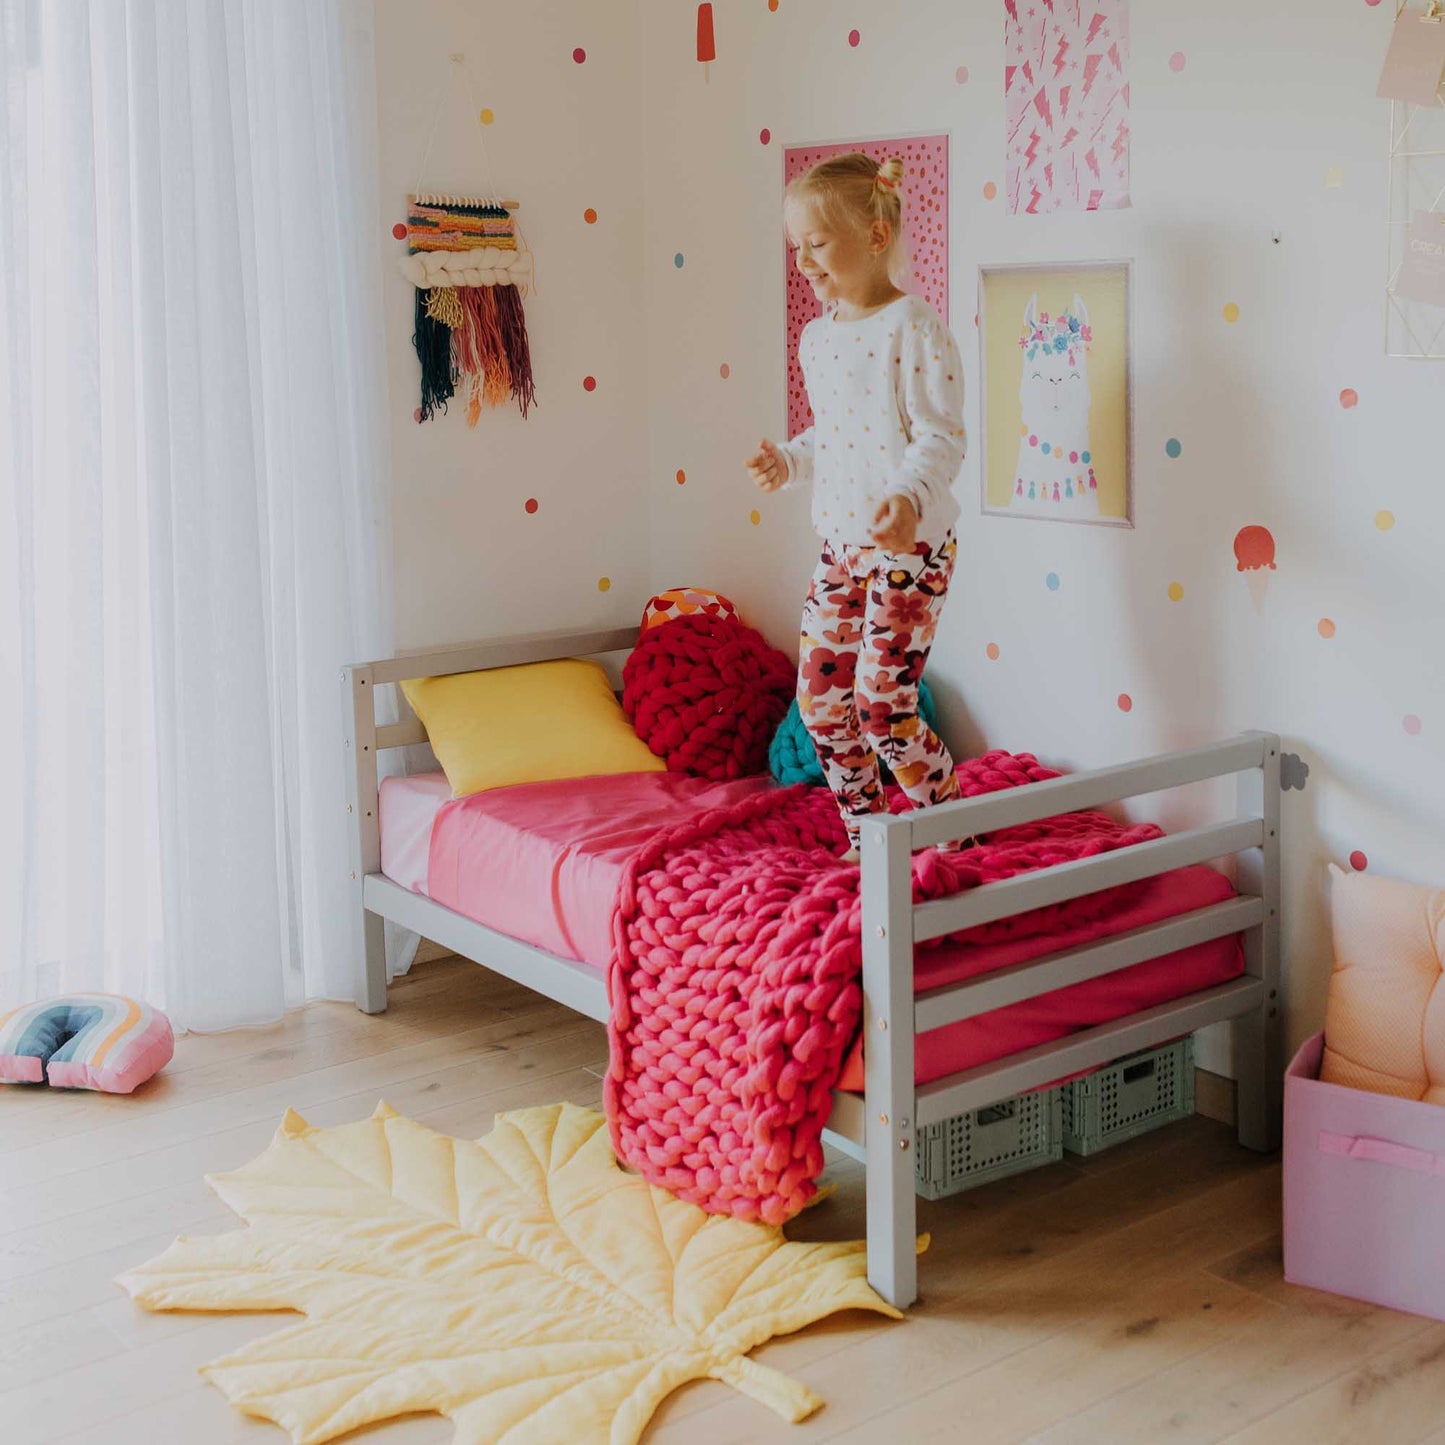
[697,3,716,82]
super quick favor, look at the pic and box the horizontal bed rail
[358,625,639,688]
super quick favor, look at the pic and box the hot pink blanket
[604,751,1166,1224]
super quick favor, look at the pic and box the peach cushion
[1320,863,1445,1105]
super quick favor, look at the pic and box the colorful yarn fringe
[405,199,536,423]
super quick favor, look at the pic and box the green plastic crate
[915,1089,1063,1199]
[1060,1037,1195,1156]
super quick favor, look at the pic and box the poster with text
[1005,0,1131,214]
[783,135,949,441]
[980,261,1132,527]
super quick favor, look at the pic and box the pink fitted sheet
[379,771,1242,1088]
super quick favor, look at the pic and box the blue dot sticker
[1042,442,1052,455]
[1165,438,1182,458]
[674,253,685,269]
[1046,572,1061,591]
[1081,451,1091,465]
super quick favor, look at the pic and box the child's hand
[871,494,919,552]
[746,439,789,493]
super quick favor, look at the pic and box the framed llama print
[978,260,1133,527]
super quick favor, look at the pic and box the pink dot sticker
[1117,693,1133,713]
[412,407,422,424]
[573,47,586,64]
[392,222,408,240]
[955,65,969,83]
[1339,388,1358,409]
[983,181,998,201]
[986,643,1000,660]
[759,127,771,146]
[1169,51,1187,72]
[1350,850,1368,872]
[1318,618,1336,639]
[583,375,597,392]
[719,362,731,379]
[848,29,861,47]
[524,498,539,515]
[1404,714,1422,735]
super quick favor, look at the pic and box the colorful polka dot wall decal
[1118,694,1134,713]
[1169,51,1187,72]
[750,509,761,525]
[573,47,586,64]
[1404,714,1422,735]
[1223,302,1241,323]
[1376,510,1396,531]
[584,208,598,224]
[1325,167,1344,188]
[674,253,685,268]
[391,222,407,240]
[759,128,772,146]
[1339,388,1358,409]
[597,577,611,593]
[479,108,494,125]
[1168,582,1185,602]
[769,0,779,10]
[412,407,422,424]
[1165,438,1182,458]
[675,468,687,485]
[1350,850,1368,872]
[583,375,597,392]
[986,643,1000,660]
[848,28,861,47]
[983,181,998,201]
[524,498,538,514]
[1318,618,1336,638]
[955,65,969,83]
[719,362,731,379]
[1046,572,1060,591]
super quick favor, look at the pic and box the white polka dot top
[778,293,966,547]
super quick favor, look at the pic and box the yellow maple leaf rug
[118,1101,905,1444]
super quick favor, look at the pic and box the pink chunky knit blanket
[603,751,1165,1224]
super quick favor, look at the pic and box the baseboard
[1194,1067,1237,1127]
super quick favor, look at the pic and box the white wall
[374,1,1444,1072]
[639,0,1445,1068]
[374,0,648,649]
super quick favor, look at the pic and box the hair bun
[876,157,906,190]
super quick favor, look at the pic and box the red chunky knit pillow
[623,614,795,779]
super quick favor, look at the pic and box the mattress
[379,771,1243,1088]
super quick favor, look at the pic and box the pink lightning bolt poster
[1005,0,1131,216]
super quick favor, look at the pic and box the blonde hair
[785,153,908,284]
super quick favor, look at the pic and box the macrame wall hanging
[399,54,537,424]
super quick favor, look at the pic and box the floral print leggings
[798,531,960,847]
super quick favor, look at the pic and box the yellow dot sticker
[749,509,761,526]
[1223,302,1241,323]
[597,577,611,593]
[479,108,495,125]
[1168,582,1184,602]
[1376,510,1395,532]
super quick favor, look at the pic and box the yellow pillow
[400,659,665,797]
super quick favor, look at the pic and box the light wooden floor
[4,954,1443,1445]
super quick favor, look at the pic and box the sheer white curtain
[0,0,408,1030]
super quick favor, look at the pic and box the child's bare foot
[841,847,861,865]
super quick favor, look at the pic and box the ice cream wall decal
[697,4,715,83]
[1233,525,1276,612]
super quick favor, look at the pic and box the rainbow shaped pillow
[0,994,174,1094]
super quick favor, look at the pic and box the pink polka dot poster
[783,135,950,441]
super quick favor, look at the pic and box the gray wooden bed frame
[344,624,1282,1309]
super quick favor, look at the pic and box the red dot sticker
[675,468,687,485]
[584,208,598,224]
[573,47,586,64]
[719,363,731,379]
[848,29,861,46]
[1350,850,1368,872]
[392,222,408,240]
[1339,388,1358,409]
[524,498,539,515]
[1118,694,1134,713]
[583,375,597,392]
[759,128,771,145]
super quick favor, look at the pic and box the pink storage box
[1283,1033,1445,1321]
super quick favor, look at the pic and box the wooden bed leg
[860,813,918,1309]
[345,663,387,1014]
[1235,733,1282,1151]
[359,907,388,1015]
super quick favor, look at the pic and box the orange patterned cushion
[1320,863,1445,1105]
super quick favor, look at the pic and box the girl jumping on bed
[746,153,969,862]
